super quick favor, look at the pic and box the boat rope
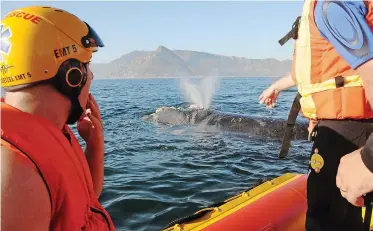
[162,177,270,230]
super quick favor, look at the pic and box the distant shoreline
[94,76,282,80]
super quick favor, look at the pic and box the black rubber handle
[363,193,373,230]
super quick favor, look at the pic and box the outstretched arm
[259,72,296,108]
[270,72,296,92]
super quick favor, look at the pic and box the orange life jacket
[1,102,116,231]
[291,0,373,120]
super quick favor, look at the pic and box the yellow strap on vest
[299,75,363,96]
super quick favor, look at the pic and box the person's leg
[305,119,373,231]
[306,135,331,231]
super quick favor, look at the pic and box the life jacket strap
[278,16,301,46]
[278,92,301,159]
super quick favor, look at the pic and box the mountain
[90,46,292,78]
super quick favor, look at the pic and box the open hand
[77,93,104,152]
[336,148,373,207]
[259,86,280,108]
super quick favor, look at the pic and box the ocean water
[80,77,312,231]
[2,77,312,231]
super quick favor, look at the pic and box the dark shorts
[306,119,373,231]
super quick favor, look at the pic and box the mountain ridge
[90,45,292,79]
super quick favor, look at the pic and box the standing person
[1,6,116,230]
[273,0,373,230]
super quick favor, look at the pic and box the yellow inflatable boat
[162,173,373,231]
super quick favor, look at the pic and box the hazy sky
[1,1,303,63]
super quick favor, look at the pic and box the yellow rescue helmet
[0,6,104,88]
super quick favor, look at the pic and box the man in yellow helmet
[1,6,116,230]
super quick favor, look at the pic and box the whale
[142,106,309,140]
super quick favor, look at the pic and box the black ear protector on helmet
[52,58,88,124]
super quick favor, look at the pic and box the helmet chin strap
[66,95,84,124]
[51,59,88,125]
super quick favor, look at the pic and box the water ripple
[82,78,313,231]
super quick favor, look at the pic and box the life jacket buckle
[307,120,319,142]
[291,16,301,39]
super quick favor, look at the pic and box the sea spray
[179,76,220,109]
